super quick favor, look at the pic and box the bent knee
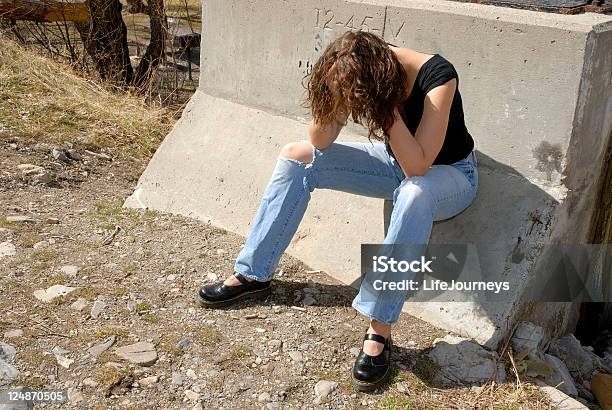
[280,141,314,164]
[395,178,433,207]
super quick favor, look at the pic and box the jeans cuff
[234,269,273,282]
[351,299,398,325]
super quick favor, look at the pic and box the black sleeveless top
[385,53,474,165]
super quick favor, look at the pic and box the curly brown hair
[303,31,408,141]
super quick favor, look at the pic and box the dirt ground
[0,138,550,409]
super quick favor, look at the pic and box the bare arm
[308,110,349,150]
[387,78,456,177]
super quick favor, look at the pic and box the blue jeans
[234,140,478,324]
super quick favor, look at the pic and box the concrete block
[125,0,612,348]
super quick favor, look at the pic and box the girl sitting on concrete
[197,30,478,392]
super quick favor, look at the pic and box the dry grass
[0,37,173,157]
[373,381,551,410]
[165,0,202,25]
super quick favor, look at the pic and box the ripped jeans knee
[278,140,316,166]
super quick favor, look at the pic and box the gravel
[0,138,554,408]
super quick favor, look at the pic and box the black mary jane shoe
[196,272,271,308]
[350,333,392,392]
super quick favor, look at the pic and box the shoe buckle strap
[234,272,249,285]
[363,333,388,344]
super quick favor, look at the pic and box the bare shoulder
[390,46,436,74]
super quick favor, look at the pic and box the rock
[104,361,125,371]
[127,300,136,312]
[258,392,271,402]
[288,351,304,362]
[0,359,19,381]
[60,265,80,276]
[19,164,54,185]
[267,339,282,351]
[67,149,82,161]
[83,377,99,388]
[3,329,23,338]
[90,299,106,319]
[55,354,74,369]
[34,171,54,184]
[70,298,88,311]
[303,287,320,296]
[0,241,16,257]
[87,336,116,358]
[544,354,578,396]
[0,386,31,409]
[548,334,602,383]
[0,341,17,361]
[51,346,70,355]
[139,375,159,387]
[593,330,612,361]
[5,215,36,223]
[90,151,112,161]
[471,385,485,393]
[171,372,184,387]
[534,379,588,410]
[176,337,192,350]
[115,342,158,366]
[46,217,60,224]
[511,321,546,357]
[184,390,199,402]
[206,272,218,281]
[18,163,45,174]
[575,384,595,402]
[67,387,84,403]
[33,284,76,303]
[591,372,612,410]
[314,380,338,404]
[302,295,317,306]
[428,335,505,385]
[52,148,71,162]
[349,347,360,357]
[186,369,197,379]
[33,240,48,250]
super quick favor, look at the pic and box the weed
[376,394,415,410]
[122,263,137,275]
[141,314,159,324]
[19,234,43,248]
[190,325,222,344]
[136,302,151,313]
[230,345,252,360]
[113,287,128,297]
[71,286,98,300]
[31,263,49,274]
[31,249,60,262]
